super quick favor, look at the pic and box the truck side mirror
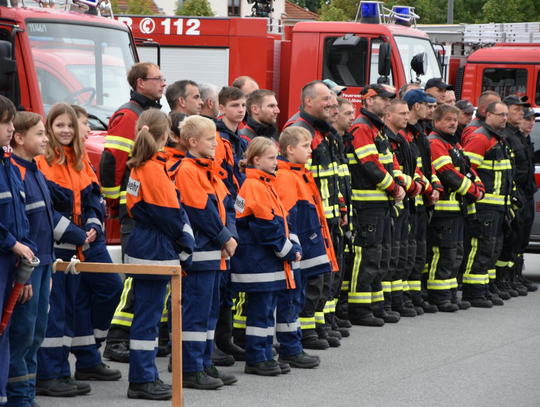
[378,42,391,77]
[332,34,361,49]
[411,52,427,76]
[0,41,17,90]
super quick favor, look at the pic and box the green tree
[482,0,536,23]
[317,0,540,25]
[124,0,154,14]
[176,0,215,16]
[294,0,323,13]
[319,2,349,21]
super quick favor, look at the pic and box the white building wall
[160,0,284,19]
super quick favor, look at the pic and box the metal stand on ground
[54,262,183,407]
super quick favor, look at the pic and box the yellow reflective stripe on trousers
[382,281,391,293]
[351,245,362,293]
[408,280,421,291]
[464,237,478,275]
[119,190,127,205]
[427,279,451,290]
[315,312,325,324]
[391,279,403,292]
[371,290,384,303]
[348,292,371,304]
[488,268,496,280]
[462,273,488,285]
[299,317,316,330]
[428,247,440,281]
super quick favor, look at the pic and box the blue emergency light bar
[360,1,383,24]
[391,6,418,27]
[357,2,419,26]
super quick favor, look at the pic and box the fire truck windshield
[394,35,441,86]
[27,21,135,130]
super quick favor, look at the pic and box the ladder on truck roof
[463,22,540,44]
[418,22,540,47]
[7,0,115,18]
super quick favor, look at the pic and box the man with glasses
[497,97,539,295]
[462,101,513,307]
[99,63,165,380]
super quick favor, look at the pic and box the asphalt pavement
[36,253,540,407]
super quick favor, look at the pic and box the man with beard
[240,89,280,142]
[463,101,513,307]
[344,84,405,326]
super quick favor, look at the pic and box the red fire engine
[117,1,443,128]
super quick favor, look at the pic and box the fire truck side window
[482,68,528,99]
[35,68,71,106]
[323,36,368,88]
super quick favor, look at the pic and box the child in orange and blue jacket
[274,127,339,369]
[124,109,194,400]
[0,96,36,407]
[8,112,54,407]
[35,103,122,397]
[174,115,238,390]
[231,137,302,377]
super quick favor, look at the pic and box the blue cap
[403,89,436,106]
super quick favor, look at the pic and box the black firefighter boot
[451,287,471,310]
[516,255,538,292]
[508,263,528,296]
[215,304,246,362]
[496,266,519,297]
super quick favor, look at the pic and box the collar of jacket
[130,90,162,110]
[360,108,385,131]
[475,112,486,122]
[299,110,332,134]
[11,153,38,172]
[480,123,504,140]
[185,152,216,169]
[216,119,241,142]
[430,129,458,146]
[246,167,276,186]
[385,126,405,142]
[277,156,305,172]
[246,116,278,139]
[152,151,169,165]
[201,114,218,123]
[505,122,522,137]
[163,146,185,160]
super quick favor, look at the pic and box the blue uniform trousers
[36,271,79,380]
[276,268,302,358]
[182,270,220,372]
[71,250,122,369]
[129,278,168,383]
[7,265,51,407]
[245,291,278,365]
[0,254,16,406]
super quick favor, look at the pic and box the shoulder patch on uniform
[235,195,245,213]
[126,178,140,197]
